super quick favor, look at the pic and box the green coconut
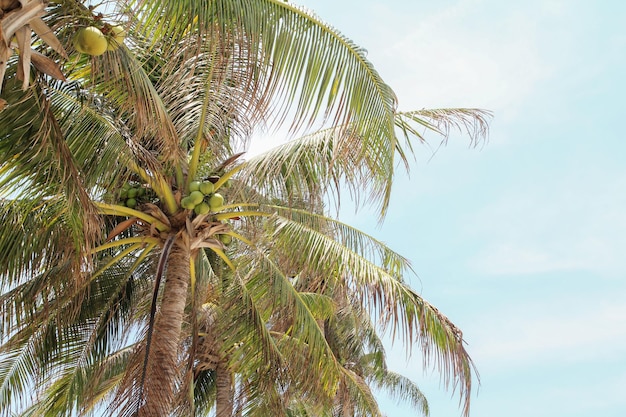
[209,193,224,211]
[199,181,214,195]
[194,202,210,215]
[189,180,201,192]
[106,25,126,51]
[189,190,204,205]
[74,27,108,56]
[181,196,195,210]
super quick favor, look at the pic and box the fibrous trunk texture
[215,359,234,417]
[139,239,190,416]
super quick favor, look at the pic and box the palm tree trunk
[215,359,234,417]
[139,239,190,416]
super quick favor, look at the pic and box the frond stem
[187,42,218,189]
[94,202,170,232]
[136,234,177,416]
[92,237,161,253]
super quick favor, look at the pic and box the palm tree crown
[0,1,490,416]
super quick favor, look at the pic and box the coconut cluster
[117,182,151,208]
[73,25,126,56]
[181,179,225,215]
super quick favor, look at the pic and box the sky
[3,1,624,416]
[276,1,626,416]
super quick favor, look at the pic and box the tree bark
[139,239,190,416]
[215,359,234,417]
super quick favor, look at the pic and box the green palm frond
[267,205,413,279]
[0,199,74,287]
[336,367,383,417]
[242,127,385,210]
[242,108,491,215]
[0,326,41,415]
[219,270,286,373]
[262,210,476,414]
[1,78,138,205]
[369,370,429,417]
[131,0,397,132]
[0,76,102,256]
[91,46,184,166]
[0,224,156,416]
[395,108,492,150]
[21,344,136,417]
[240,251,341,393]
[190,369,217,415]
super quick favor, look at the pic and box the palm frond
[336,367,383,417]
[263,211,477,415]
[395,108,492,150]
[234,250,343,402]
[0,75,102,258]
[369,370,429,417]
[267,205,414,280]
[242,107,491,216]
[0,249,154,416]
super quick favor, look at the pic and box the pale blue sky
[298,0,626,416]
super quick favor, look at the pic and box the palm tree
[0,0,490,416]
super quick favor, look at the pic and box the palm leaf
[263,211,477,415]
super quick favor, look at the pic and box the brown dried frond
[0,0,67,92]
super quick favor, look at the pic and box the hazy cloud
[467,170,626,277]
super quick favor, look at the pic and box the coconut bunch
[181,177,226,216]
[110,177,228,216]
[73,23,126,56]
[0,0,67,93]
[113,182,153,209]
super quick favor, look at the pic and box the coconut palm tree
[0,0,490,416]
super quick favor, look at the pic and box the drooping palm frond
[0,75,101,258]
[335,367,383,417]
[332,295,430,416]
[239,250,342,394]
[369,370,429,417]
[256,209,476,416]
[132,0,397,132]
[241,108,491,216]
[395,108,492,152]
[264,206,414,279]
[90,45,185,167]
[241,127,388,212]
[0,245,155,417]
[0,199,74,289]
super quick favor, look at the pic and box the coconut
[194,202,210,215]
[181,196,195,210]
[209,193,224,211]
[199,181,214,195]
[219,234,233,245]
[106,25,126,51]
[189,180,201,192]
[73,27,108,56]
[189,190,204,205]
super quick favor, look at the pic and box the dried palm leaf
[0,0,67,92]
[1,0,44,41]
[0,0,20,12]
[29,15,67,58]
[30,49,66,81]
